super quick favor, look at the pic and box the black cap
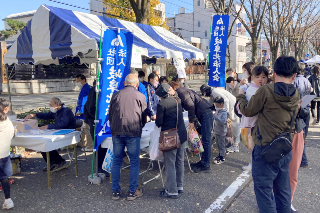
[200,84,210,94]
[156,83,171,98]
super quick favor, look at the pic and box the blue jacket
[146,83,160,117]
[143,81,148,87]
[76,83,91,118]
[36,105,76,129]
[138,82,148,103]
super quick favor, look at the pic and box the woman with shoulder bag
[309,65,320,125]
[155,83,187,199]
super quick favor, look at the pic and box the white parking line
[205,170,251,213]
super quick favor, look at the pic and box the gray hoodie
[213,108,228,136]
[0,118,14,159]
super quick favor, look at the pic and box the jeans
[311,101,320,122]
[216,134,226,157]
[200,108,214,167]
[252,145,292,213]
[301,112,310,166]
[111,136,140,194]
[163,143,185,195]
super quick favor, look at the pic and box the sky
[0,0,193,31]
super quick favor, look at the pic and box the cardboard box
[12,119,38,133]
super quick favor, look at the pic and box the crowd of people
[0,57,319,212]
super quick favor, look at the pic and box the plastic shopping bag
[149,125,163,161]
[102,141,114,173]
[187,128,204,154]
[240,128,249,149]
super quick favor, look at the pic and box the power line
[48,0,129,19]
[48,0,243,40]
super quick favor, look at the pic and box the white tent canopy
[5,5,206,65]
[306,55,320,64]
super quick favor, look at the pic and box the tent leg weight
[88,174,101,185]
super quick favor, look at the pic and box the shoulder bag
[258,110,296,164]
[159,98,181,152]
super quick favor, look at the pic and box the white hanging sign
[173,58,186,78]
[131,49,142,68]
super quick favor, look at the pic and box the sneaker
[190,161,203,168]
[81,147,93,152]
[159,190,178,199]
[291,204,298,213]
[112,191,120,200]
[312,118,317,125]
[178,190,183,194]
[227,144,239,153]
[316,122,320,126]
[242,163,252,171]
[214,156,225,164]
[300,164,308,168]
[8,179,15,185]
[127,189,143,201]
[194,164,212,173]
[2,198,14,209]
[123,155,130,165]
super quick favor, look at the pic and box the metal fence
[7,67,88,80]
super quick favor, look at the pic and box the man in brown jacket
[237,56,300,213]
[109,74,147,201]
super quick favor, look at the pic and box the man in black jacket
[169,81,214,173]
[24,98,76,171]
[83,81,110,175]
[109,74,147,201]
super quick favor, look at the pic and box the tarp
[4,5,206,65]
[305,55,320,64]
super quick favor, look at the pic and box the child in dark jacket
[212,97,228,164]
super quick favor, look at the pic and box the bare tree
[262,0,300,64]
[209,0,243,67]
[309,22,320,55]
[233,0,268,64]
[128,0,150,24]
[286,0,320,60]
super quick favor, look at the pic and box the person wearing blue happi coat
[75,74,92,119]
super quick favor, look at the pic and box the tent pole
[5,65,13,114]
[91,26,104,179]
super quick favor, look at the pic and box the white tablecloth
[11,129,81,152]
[101,112,190,149]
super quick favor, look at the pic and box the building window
[198,0,200,6]
[238,45,245,52]
[205,30,207,37]
[198,21,200,27]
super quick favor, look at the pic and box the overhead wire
[48,0,129,19]
[48,0,244,39]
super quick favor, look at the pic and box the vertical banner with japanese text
[209,15,229,87]
[95,29,133,150]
